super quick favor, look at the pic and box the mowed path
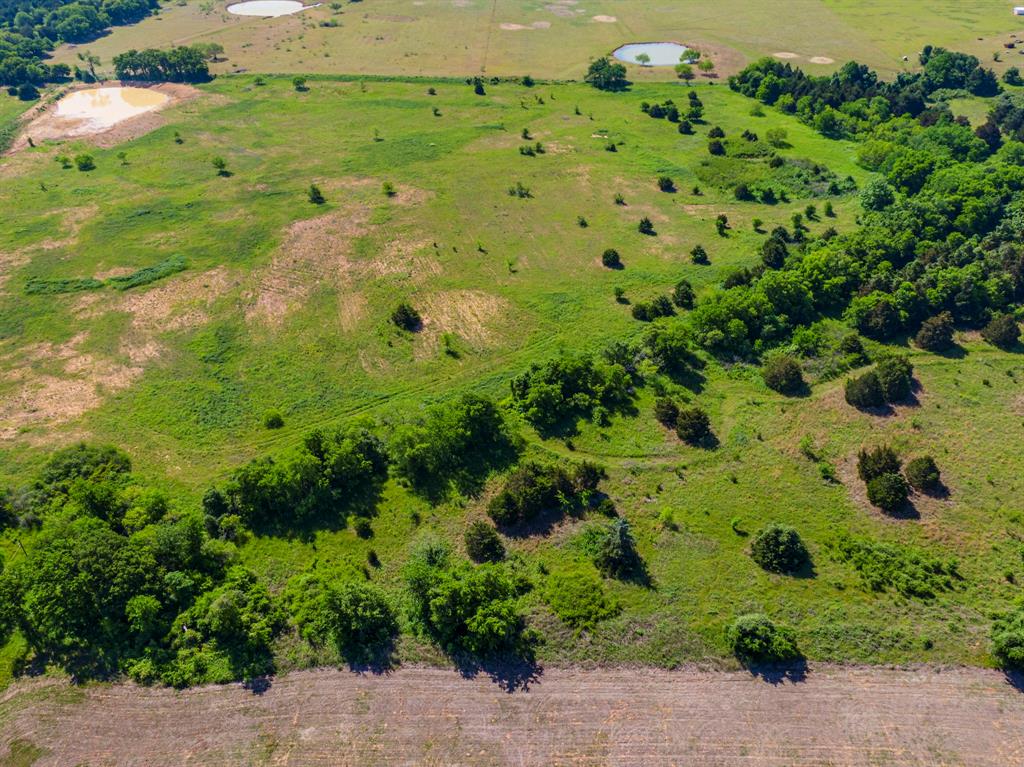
[4,665,1024,766]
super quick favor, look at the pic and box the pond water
[612,42,693,67]
[227,0,308,17]
[56,87,169,129]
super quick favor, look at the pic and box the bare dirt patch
[592,14,617,22]
[809,56,835,65]
[0,267,234,439]
[246,179,431,326]
[245,207,372,324]
[774,51,800,59]
[4,665,1024,766]
[415,289,509,356]
[9,82,200,152]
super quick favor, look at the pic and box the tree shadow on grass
[881,498,922,521]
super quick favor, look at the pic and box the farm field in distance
[4,0,1024,764]
[48,0,1024,80]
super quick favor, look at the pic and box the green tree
[750,524,810,574]
[726,614,800,663]
[584,57,628,91]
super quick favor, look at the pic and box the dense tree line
[112,44,210,83]
[0,0,156,87]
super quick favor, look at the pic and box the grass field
[48,0,1024,81]
[2,71,1024,674]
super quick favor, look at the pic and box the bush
[726,614,800,664]
[690,244,709,265]
[601,248,622,268]
[391,301,422,331]
[857,445,901,482]
[866,472,909,512]
[307,184,325,204]
[905,456,941,493]
[404,556,530,657]
[583,518,642,579]
[827,534,959,598]
[262,410,284,429]
[844,371,884,409]
[391,394,517,499]
[671,279,695,308]
[543,567,619,629]
[74,154,95,171]
[657,175,676,192]
[762,355,804,395]
[675,406,712,445]
[915,312,954,351]
[653,397,679,427]
[464,520,505,562]
[638,217,656,235]
[981,313,1021,348]
[290,579,398,663]
[874,355,913,402]
[708,139,725,155]
[992,606,1024,668]
[750,523,810,574]
[487,462,573,527]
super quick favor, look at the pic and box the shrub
[761,236,788,269]
[726,614,800,664]
[487,462,573,527]
[708,125,725,138]
[404,558,529,656]
[866,472,909,512]
[827,534,959,598]
[262,410,284,429]
[292,76,307,91]
[657,175,676,192]
[601,248,622,268]
[690,244,709,265]
[750,523,809,574]
[293,580,398,663]
[762,355,804,395]
[981,313,1021,348]
[915,312,954,351]
[543,568,619,629]
[391,394,517,499]
[352,517,373,538]
[708,139,725,155]
[992,606,1024,668]
[844,371,884,409]
[874,355,913,402]
[307,184,325,204]
[638,217,656,235]
[672,279,695,309]
[653,397,679,427]
[905,456,941,493]
[75,154,95,171]
[391,301,421,331]
[464,520,505,562]
[675,406,712,445]
[857,445,901,482]
[583,518,642,579]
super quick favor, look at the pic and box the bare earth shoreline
[3,664,1024,766]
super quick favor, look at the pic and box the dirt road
[3,665,1023,766]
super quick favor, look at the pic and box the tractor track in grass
[3,664,1024,766]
